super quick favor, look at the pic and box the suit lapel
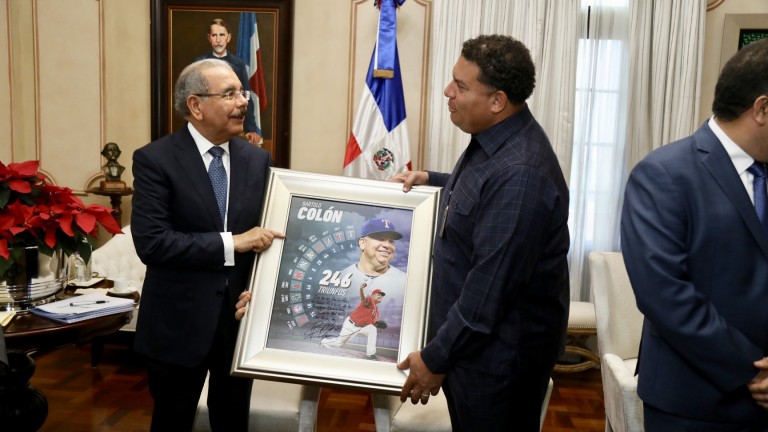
[173,127,224,230]
[227,138,249,232]
[697,125,768,258]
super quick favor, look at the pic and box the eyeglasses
[195,90,251,101]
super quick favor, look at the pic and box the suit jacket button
[216,291,223,297]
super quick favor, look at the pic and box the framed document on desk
[232,169,441,393]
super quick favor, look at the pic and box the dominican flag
[237,12,267,136]
[343,0,411,180]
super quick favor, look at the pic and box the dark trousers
[146,300,252,432]
[442,364,551,432]
[644,403,768,432]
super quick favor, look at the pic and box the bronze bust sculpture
[101,142,125,182]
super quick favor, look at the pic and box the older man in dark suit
[622,39,768,431]
[131,58,283,432]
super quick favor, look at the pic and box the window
[567,0,629,297]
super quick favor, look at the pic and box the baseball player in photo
[320,218,406,359]
[321,282,387,359]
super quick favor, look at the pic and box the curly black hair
[461,35,536,104]
[713,38,768,121]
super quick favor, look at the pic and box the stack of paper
[31,293,134,324]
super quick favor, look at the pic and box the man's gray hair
[173,58,233,118]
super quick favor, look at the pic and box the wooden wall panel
[36,0,102,191]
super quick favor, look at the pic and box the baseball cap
[360,218,403,240]
[372,289,386,297]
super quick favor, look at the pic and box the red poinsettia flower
[0,160,40,180]
[0,160,123,272]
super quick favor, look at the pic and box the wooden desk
[86,187,134,227]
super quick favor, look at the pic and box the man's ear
[188,96,204,121]
[751,95,768,126]
[490,90,508,114]
[358,237,365,250]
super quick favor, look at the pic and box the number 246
[319,270,352,288]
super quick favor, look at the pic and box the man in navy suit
[390,35,570,431]
[622,39,768,431]
[131,58,283,431]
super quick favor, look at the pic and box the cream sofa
[194,375,320,432]
[90,225,145,331]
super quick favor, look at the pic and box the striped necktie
[208,146,227,224]
[747,162,768,237]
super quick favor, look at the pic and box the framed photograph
[232,169,441,393]
[150,0,293,167]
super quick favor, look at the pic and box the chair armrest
[601,353,643,432]
[371,393,402,431]
[298,385,321,432]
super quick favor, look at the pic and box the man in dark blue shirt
[196,18,261,144]
[391,34,570,431]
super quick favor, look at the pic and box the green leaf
[0,256,15,278]
[0,187,9,208]
[76,239,93,264]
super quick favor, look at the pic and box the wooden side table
[4,282,134,358]
[86,187,134,227]
[3,287,134,431]
[4,308,133,355]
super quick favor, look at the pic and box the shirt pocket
[447,183,478,235]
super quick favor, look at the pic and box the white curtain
[427,0,706,301]
[567,0,705,300]
[426,0,581,176]
[568,0,630,301]
[626,0,706,172]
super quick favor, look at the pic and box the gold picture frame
[150,0,293,167]
[232,168,441,393]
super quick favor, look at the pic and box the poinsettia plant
[0,160,123,276]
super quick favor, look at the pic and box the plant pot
[0,246,68,311]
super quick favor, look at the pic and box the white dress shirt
[188,123,236,266]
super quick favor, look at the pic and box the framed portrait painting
[232,169,441,393]
[150,0,293,167]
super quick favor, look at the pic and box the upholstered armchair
[589,252,644,432]
[371,378,553,432]
[194,375,321,432]
[90,225,146,331]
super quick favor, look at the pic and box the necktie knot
[209,146,225,159]
[748,162,767,179]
